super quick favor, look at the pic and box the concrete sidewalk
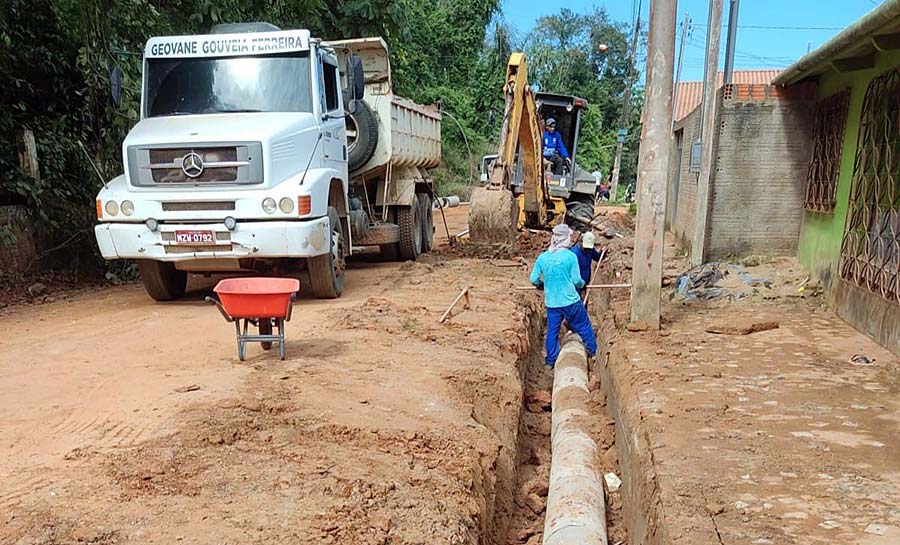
[598,263,900,545]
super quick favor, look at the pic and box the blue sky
[501,0,879,81]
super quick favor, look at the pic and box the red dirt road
[0,206,547,544]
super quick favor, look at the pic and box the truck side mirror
[347,54,365,102]
[109,64,123,109]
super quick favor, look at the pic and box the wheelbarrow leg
[234,320,246,361]
[277,318,286,360]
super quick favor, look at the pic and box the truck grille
[161,201,236,212]
[127,142,264,186]
[149,148,240,183]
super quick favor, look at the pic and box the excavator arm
[469,53,565,245]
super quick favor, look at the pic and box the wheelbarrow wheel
[258,318,273,350]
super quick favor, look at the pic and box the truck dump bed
[327,38,441,178]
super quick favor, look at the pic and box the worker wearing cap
[529,224,598,369]
[542,118,570,175]
[571,231,603,300]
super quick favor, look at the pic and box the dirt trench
[0,206,632,545]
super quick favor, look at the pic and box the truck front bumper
[95,219,331,262]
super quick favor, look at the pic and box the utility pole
[609,2,642,203]
[691,0,724,266]
[671,12,690,129]
[723,0,740,83]
[630,0,676,330]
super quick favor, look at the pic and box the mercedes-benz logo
[181,151,204,178]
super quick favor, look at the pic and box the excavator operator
[542,118,571,175]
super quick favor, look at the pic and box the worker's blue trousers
[545,301,597,367]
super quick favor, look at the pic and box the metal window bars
[805,90,850,213]
[839,68,900,304]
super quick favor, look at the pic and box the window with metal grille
[839,68,900,304]
[805,90,850,212]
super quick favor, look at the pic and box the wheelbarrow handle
[205,295,235,323]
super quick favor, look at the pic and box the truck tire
[397,203,422,261]
[346,99,378,172]
[308,207,345,298]
[565,193,596,232]
[417,193,434,253]
[137,260,187,301]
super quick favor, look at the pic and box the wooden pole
[691,0,724,267]
[582,249,607,307]
[439,287,471,323]
[516,283,631,291]
[16,129,39,181]
[630,0,677,330]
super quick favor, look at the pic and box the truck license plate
[174,230,215,244]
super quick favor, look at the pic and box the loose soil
[595,228,900,545]
[0,206,624,545]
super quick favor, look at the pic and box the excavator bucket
[468,186,518,245]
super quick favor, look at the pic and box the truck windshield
[145,52,313,117]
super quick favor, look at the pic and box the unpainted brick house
[665,1,900,354]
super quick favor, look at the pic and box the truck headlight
[279,197,294,214]
[145,218,159,232]
[262,197,277,214]
[121,200,134,216]
[105,201,119,216]
[224,216,237,231]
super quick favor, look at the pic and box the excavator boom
[469,53,565,245]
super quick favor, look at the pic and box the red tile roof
[673,70,782,122]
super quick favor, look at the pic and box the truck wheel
[346,99,378,171]
[137,260,187,301]
[397,204,422,261]
[308,207,345,298]
[565,193,596,232]
[417,193,434,253]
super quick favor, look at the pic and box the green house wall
[797,50,900,287]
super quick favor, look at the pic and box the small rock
[522,477,548,498]
[626,321,650,332]
[174,384,201,393]
[70,527,101,542]
[604,472,622,492]
[515,527,535,543]
[864,523,887,536]
[27,282,48,297]
[525,390,552,413]
[706,503,726,515]
[524,493,545,515]
[706,320,779,336]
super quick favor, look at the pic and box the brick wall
[667,107,702,251]
[666,83,815,259]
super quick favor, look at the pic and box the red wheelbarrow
[205,277,300,361]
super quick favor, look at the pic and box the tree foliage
[0,0,640,271]
[525,7,643,185]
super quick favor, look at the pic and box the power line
[693,24,842,31]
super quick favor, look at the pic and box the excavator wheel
[468,187,518,246]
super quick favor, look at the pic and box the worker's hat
[582,231,596,248]
[546,117,556,127]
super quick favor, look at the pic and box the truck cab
[94,25,432,301]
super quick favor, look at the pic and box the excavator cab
[536,93,598,226]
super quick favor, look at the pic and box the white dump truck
[94,23,440,301]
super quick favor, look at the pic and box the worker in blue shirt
[530,224,598,368]
[570,231,603,300]
[542,118,570,174]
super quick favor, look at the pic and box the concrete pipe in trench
[543,333,608,545]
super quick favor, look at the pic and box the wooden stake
[439,287,471,323]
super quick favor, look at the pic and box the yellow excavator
[468,53,569,244]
